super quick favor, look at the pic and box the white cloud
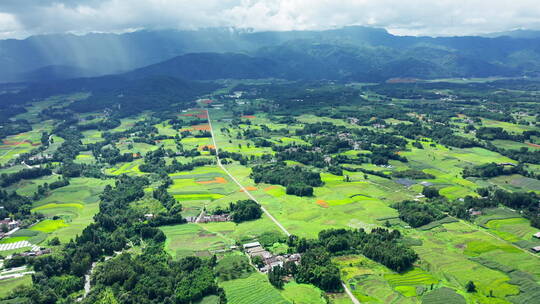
[0,12,25,39]
[1,0,540,38]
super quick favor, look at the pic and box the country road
[206,109,290,236]
[206,109,360,304]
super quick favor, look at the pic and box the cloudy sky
[1,0,540,39]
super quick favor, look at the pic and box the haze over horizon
[1,0,540,39]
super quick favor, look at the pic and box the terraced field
[220,272,291,304]
[161,223,234,258]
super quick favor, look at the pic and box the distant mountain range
[2,27,540,83]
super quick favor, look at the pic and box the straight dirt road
[206,110,290,236]
[206,109,360,304]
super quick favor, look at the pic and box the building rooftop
[243,241,261,249]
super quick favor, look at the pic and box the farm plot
[487,174,540,192]
[161,223,234,258]
[0,127,47,165]
[410,221,540,302]
[31,177,113,242]
[280,282,326,304]
[220,272,290,304]
[105,159,145,175]
[219,164,400,238]
[0,275,33,298]
[485,218,540,245]
[169,166,239,217]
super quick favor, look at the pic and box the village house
[198,214,231,223]
[533,232,540,239]
[531,246,540,253]
[28,154,53,162]
[20,248,51,257]
[468,208,482,216]
[348,117,359,125]
[185,216,197,223]
[243,242,301,273]
[187,214,232,223]
[0,218,19,230]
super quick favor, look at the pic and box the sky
[1,0,540,39]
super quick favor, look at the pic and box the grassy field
[2,92,539,303]
[0,236,30,244]
[105,159,145,175]
[31,177,113,242]
[0,275,33,298]
[211,108,540,303]
[421,287,466,304]
[280,282,326,304]
[409,220,538,302]
[218,163,402,238]
[220,272,291,304]
[487,174,540,193]
[160,223,234,258]
[30,219,68,233]
[485,218,540,244]
[480,119,536,134]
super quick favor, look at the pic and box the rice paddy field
[105,159,145,175]
[479,119,536,134]
[0,94,82,165]
[220,272,291,304]
[161,223,234,258]
[0,126,50,166]
[204,107,540,304]
[30,177,113,243]
[2,84,540,304]
[280,282,326,304]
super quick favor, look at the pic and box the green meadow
[31,177,113,242]
[0,276,33,298]
[161,223,234,258]
[3,82,539,304]
[220,272,291,304]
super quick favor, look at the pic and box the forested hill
[125,53,280,81]
[127,42,518,82]
[0,75,218,120]
[2,26,540,82]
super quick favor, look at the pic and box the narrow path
[342,282,361,304]
[195,207,206,223]
[207,109,360,304]
[77,253,117,302]
[207,109,290,236]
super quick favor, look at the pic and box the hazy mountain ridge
[2,26,540,82]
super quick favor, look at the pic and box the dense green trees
[3,173,223,304]
[0,120,32,141]
[422,186,440,198]
[295,247,342,292]
[0,190,43,225]
[476,127,517,141]
[283,227,418,292]
[392,200,445,227]
[251,163,322,197]
[229,200,263,223]
[87,249,222,304]
[318,228,417,272]
[0,167,52,187]
[268,266,285,289]
[462,163,527,178]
